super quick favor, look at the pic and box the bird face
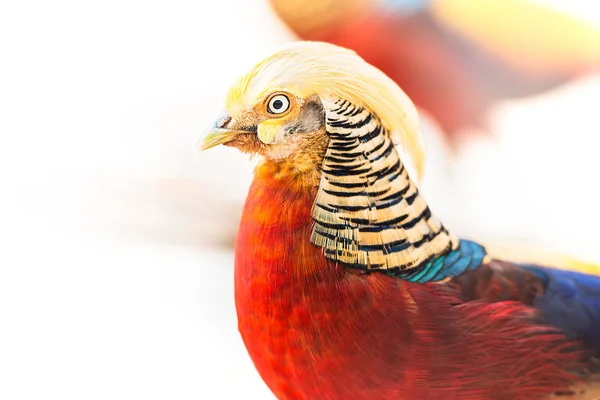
[201,90,327,162]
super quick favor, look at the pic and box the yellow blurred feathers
[432,0,600,72]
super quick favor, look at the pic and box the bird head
[200,41,424,180]
[201,41,460,274]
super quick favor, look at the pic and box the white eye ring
[267,94,290,115]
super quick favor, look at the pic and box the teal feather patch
[390,240,486,283]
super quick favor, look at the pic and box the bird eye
[267,94,290,115]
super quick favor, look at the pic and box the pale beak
[198,112,250,151]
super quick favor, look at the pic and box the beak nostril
[200,111,252,151]
[216,113,232,129]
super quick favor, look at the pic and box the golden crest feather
[226,41,425,180]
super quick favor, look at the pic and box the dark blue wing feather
[521,264,600,351]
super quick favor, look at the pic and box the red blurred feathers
[306,12,495,136]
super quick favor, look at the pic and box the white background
[1,0,599,399]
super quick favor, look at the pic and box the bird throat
[310,99,467,278]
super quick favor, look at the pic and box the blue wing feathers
[521,264,600,351]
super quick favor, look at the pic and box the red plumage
[234,163,587,399]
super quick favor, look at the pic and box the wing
[523,264,600,351]
[452,256,600,353]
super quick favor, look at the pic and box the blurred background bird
[269,0,600,143]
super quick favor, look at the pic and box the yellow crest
[226,41,425,180]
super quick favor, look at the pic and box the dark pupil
[272,99,283,110]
